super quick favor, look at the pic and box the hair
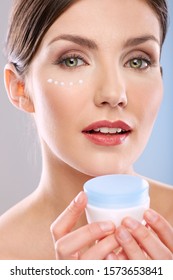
[6,0,168,77]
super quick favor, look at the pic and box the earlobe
[4,64,35,113]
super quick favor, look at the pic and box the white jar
[84,174,150,226]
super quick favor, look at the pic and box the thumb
[50,191,87,241]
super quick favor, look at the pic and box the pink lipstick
[82,120,132,146]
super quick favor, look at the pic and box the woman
[0,0,172,259]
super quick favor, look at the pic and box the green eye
[60,56,85,68]
[130,58,142,68]
[64,57,79,67]
[128,58,149,69]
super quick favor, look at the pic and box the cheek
[142,81,163,121]
[32,78,87,136]
[32,79,92,171]
[132,76,163,134]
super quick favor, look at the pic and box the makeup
[82,120,132,146]
[84,174,150,226]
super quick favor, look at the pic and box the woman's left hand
[106,209,173,260]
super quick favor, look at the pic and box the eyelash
[54,53,152,71]
[125,55,152,70]
[55,53,87,69]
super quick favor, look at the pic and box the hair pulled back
[6,0,168,77]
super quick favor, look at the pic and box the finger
[105,252,119,260]
[115,225,147,260]
[50,191,87,241]
[144,209,173,252]
[81,233,119,259]
[116,250,129,260]
[122,217,172,259]
[114,247,129,260]
[55,221,115,259]
[105,248,128,260]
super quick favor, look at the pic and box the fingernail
[123,217,139,230]
[145,209,158,223]
[99,221,115,232]
[74,191,85,204]
[117,226,131,242]
[106,253,118,260]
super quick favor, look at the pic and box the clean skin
[2,0,172,260]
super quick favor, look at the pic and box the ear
[4,64,35,113]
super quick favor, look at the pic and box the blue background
[134,0,173,184]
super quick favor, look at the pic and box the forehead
[42,0,161,48]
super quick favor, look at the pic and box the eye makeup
[46,50,90,88]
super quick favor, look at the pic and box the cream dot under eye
[47,79,53,83]
[47,78,84,87]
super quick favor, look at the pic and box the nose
[94,67,127,108]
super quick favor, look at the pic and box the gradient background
[0,0,173,215]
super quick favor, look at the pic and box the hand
[50,191,119,259]
[107,209,173,260]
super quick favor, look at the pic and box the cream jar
[84,174,150,226]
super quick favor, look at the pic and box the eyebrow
[48,34,160,49]
[123,35,160,48]
[48,34,98,50]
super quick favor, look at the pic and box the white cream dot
[79,80,84,85]
[60,82,65,86]
[47,79,53,83]
[54,81,58,85]
[69,82,74,86]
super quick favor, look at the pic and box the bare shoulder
[146,177,173,225]
[0,193,55,259]
[0,195,36,259]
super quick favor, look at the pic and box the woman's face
[27,0,163,176]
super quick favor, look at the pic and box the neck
[36,143,92,216]
[35,140,135,219]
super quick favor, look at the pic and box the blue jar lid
[84,174,149,209]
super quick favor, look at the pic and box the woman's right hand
[50,191,119,259]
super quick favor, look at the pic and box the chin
[77,163,133,177]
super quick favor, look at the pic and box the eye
[125,57,151,70]
[63,57,84,67]
[57,55,86,68]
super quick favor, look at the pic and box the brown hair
[6,0,168,77]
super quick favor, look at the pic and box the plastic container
[83,174,150,226]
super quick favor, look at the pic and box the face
[26,0,163,176]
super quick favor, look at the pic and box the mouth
[82,120,132,146]
[85,127,127,135]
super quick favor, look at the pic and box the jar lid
[83,174,149,209]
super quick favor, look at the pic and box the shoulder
[147,177,173,199]
[0,196,35,259]
[0,192,56,259]
[145,177,173,225]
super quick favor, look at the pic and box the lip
[82,120,132,146]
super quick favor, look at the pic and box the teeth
[93,128,100,132]
[100,127,109,133]
[93,127,124,134]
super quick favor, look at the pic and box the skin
[0,0,173,259]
